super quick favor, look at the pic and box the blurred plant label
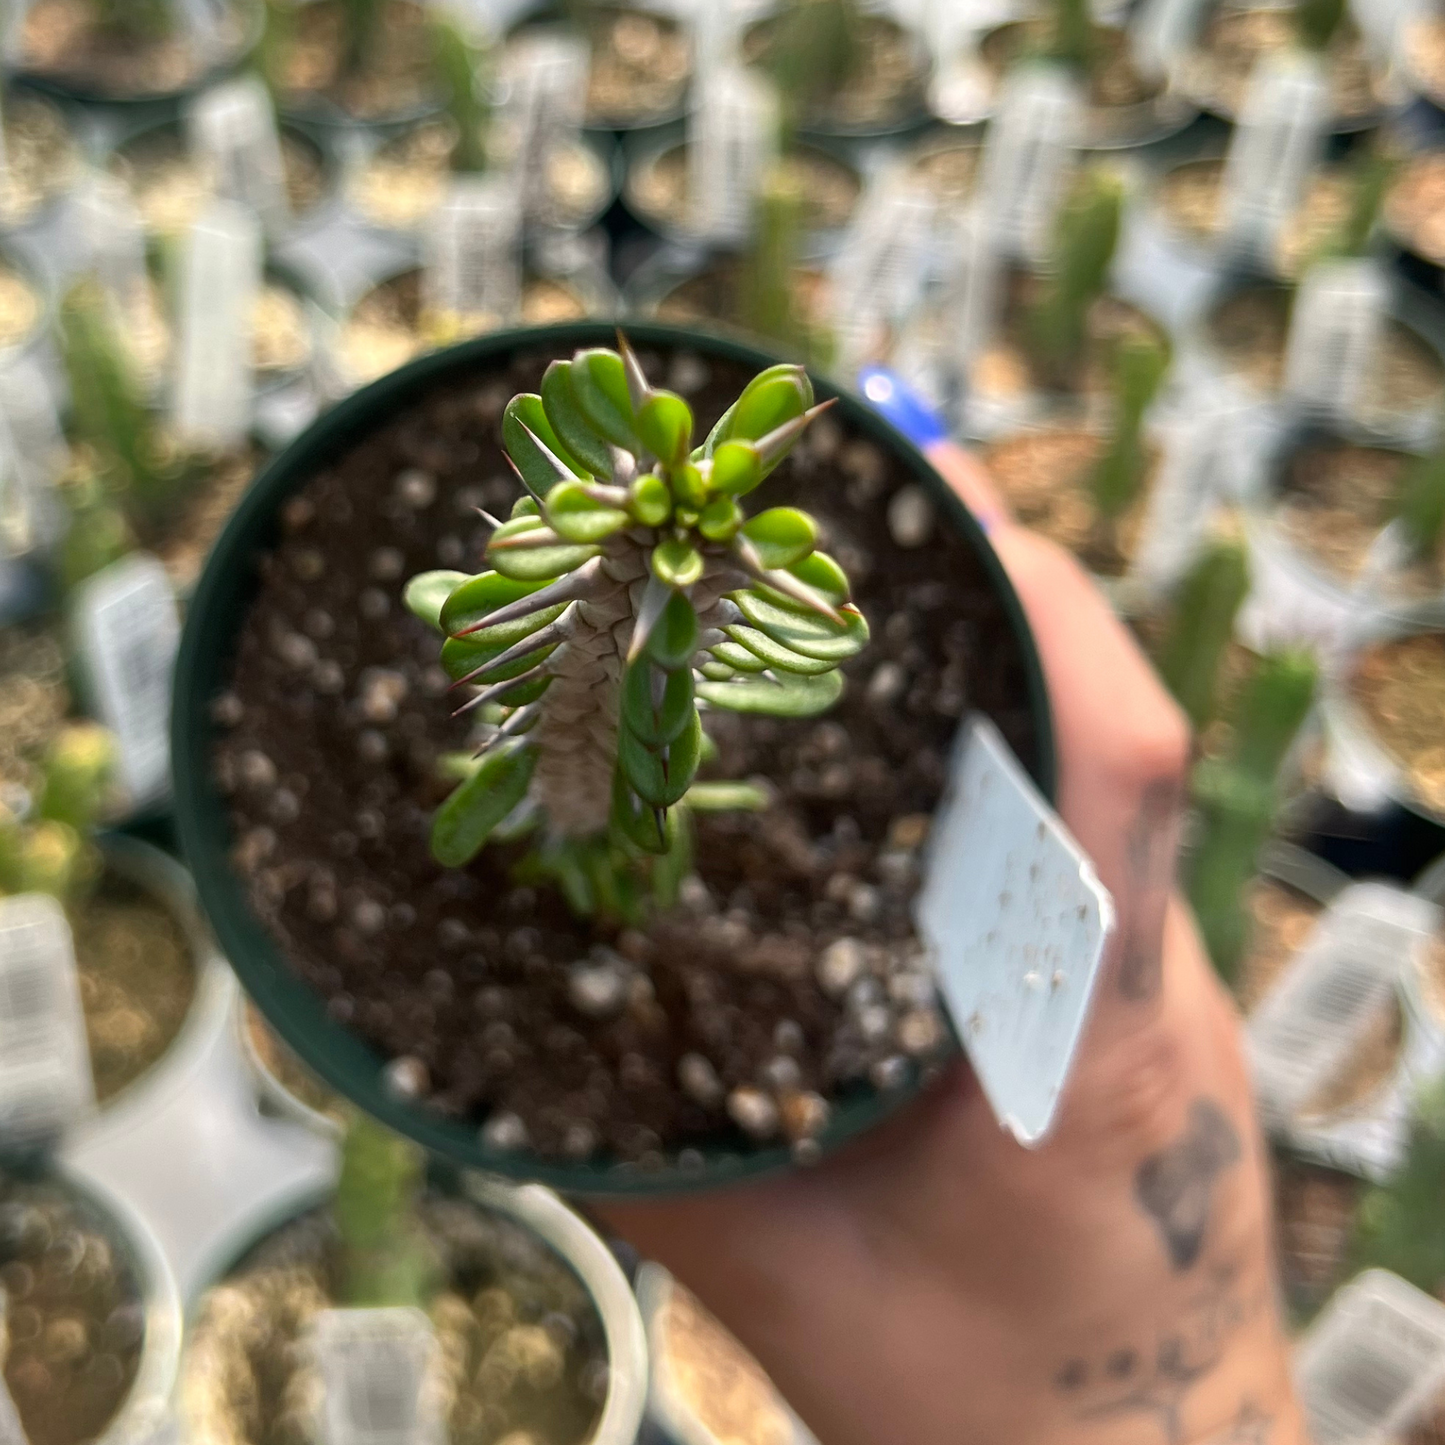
[0,894,94,1146]
[422,176,521,335]
[74,176,150,326]
[73,554,180,808]
[688,65,778,244]
[315,1308,443,1445]
[188,76,290,232]
[942,204,1002,375]
[916,714,1115,1145]
[499,32,589,214]
[0,409,43,560]
[1283,259,1388,421]
[828,173,936,374]
[1236,515,1372,655]
[1220,55,1328,259]
[1296,1270,1445,1444]
[1248,884,1437,1128]
[171,198,262,451]
[1130,0,1209,81]
[0,358,67,553]
[977,64,1082,265]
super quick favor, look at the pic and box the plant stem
[1156,536,1251,731]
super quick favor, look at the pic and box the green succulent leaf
[431,743,537,867]
[440,571,552,637]
[672,461,709,509]
[651,537,704,588]
[441,632,561,684]
[490,537,601,581]
[710,441,763,497]
[503,393,589,493]
[707,638,770,673]
[732,591,869,662]
[712,364,813,448]
[618,708,703,808]
[722,623,839,676]
[542,360,614,477]
[510,495,541,518]
[787,550,850,604]
[698,495,744,541]
[569,348,638,451]
[403,570,468,632]
[686,781,770,811]
[622,661,696,746]
[544,480,630,543]
[697,668,844,716]
[610,769,668,854]
[699,660,736,681]
[490,514,544,545]
[636,390,694,466]
[630,473,671,526]
[740,507,817,569]
[647,591,700,669]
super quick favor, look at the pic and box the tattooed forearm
[1117,777,1185,1002]
[1136,1100,1242,1271]
[1210,1400,1273,1443]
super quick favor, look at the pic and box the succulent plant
[1294,0,1346,52]
[1187,648,1317,982]
[1397,435,1445,561]
[430,11,490,175]
[1027,169,1123,374]
[765,0,862,131]
[1155,535,1251,732]
[1089,333,1170,523]
[1047,0,1094,72]
[0,722,115,905]
[740,164,817,363]
[406,338,866,916]
[333,1114,437,1308]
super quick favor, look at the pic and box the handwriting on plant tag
[422,176,521,336]
[498,33,589,217]
[1282,258,1388,421]
[688,65,778,244]
[72,554,181,808]
[314,1308,443,1445]
[0,894,95,1146]
[189,75,290,231]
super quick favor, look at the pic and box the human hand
[597,439,1307,1445]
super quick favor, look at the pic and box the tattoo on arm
[1117,777,1184,1003]
[1136,1100,1242,1271]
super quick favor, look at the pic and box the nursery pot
[179,1168,648,1444]
[170,320,1055,1197]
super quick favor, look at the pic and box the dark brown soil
[211,343,1038,1165]
[1272,1155,1361,1319]
[0,1177,146,1445]
[979,19,1162,110]
[183,1198,607,1445]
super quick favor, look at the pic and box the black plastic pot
[171,320,1055,1198]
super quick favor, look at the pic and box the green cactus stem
[56,469,135,593]
[37,724,115,835]
[1397,438,1445,560]
[1294,0,1346,52]
[766,0,861,132]
[333,1115,436,1308]
[430,12,490,175]
[1187,648,1318,982]
[340,0,389,80]
[1048,0,1094,71]
[1027,169,1124,376]
[1337,150,1394,258]
[1089,333,1169,522]
[93,0,174,43]
[1155,536,1251,732]
[406,335,867,910]
[740,165,812,360]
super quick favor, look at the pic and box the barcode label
[688,65,778,244]
[497,32,589,215]
[977,64,1082,265]
[941,204,1002,373]
[1282,259,1388,421]
[188,76,290,231]
[1220,54,1329,260]
[314,1309,442,1445]
[1248,885,1438,1123]
[73,554,181,807]
[422,176,521,330]
[0,894,94,1144]
[1296,1271,1445,1443]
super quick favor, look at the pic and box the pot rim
[170,318,1055,1198]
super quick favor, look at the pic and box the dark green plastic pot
[171,320,1056,1198]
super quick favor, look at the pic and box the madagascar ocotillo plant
[406,338,867,905]
[430,13,490,175]
[1048,0,1094,72]
[767,0,861,128]
[1027,169,1123,374]
[741,165,813,362]
[1089,333,1169,522]
[1155,535,1251,732]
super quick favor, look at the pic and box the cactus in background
[56,471,134,593]
[406,336,865,918]
[1337,149,1394,258]
[1089,334,1170,522]
[333,1115,437,1308]
[1294,0,1346,51]
[741,165,812,361]
[766,0,861,130]
[1048,0,1094,71]
[1155,536,1252,731]
[340,0,389,81]
[1351,1080,1445,1297]
[1027,169,1124,375]
[93,0,174,42]
[431,12,490,175]
[1397,436,1445,561]
[256,0,296,99]
[59,283,183,544]
[1187,648,1318,982]
[0,723,115,905]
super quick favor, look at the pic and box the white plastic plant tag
[73,176,149,326]
[976,64,1083,265]
[0,1293,25,1445]
[72,554,181,808]
[915,714,1115,1145]
[314,1308,443,1445]
[691,0,743,75]
[170,198,262,451]
[1220,54,1329,261]
[1295,1270,1445,1444]
[188,75,290,233]
[1130,0,1208,81]
[422,175,522,332]
[0,894,95,1146]
[828,171,936,375]
[1247,883,1437,1128]
[687,65,778,244]
[1283,258,1389,422]
[941,203,1001,374]
[498,32,589,214]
